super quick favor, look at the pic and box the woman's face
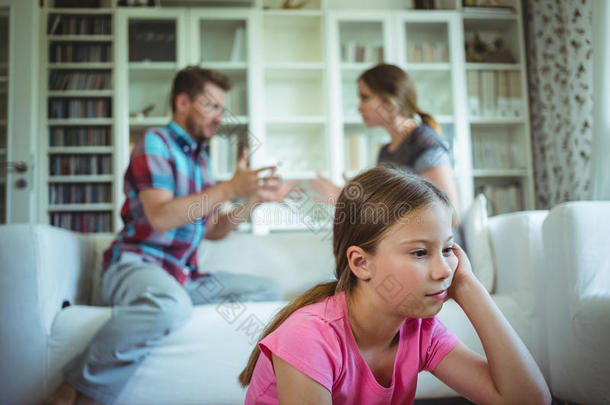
[357,80,393,127]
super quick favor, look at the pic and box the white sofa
[1,202,608,405]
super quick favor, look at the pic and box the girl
[240,166,550,404]
[311,63,461,223]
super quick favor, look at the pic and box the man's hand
[255,177,303,203]
[227,149,277,199]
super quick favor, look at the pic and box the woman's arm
[432,245,551,405]
[273,354,332,405]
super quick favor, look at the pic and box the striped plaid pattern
[103,121,215,285]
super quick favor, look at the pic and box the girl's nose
[431,256,453,280]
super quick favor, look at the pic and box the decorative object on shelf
[129,20,176,62]
[281,0,309,9]
[117,0,158,6]
[465,33,515,63]
[129,104,155,119]
[414,0,435,10]
[54,0,100,8]
[462,0,515,13]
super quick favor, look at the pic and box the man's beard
[185,114,205,141]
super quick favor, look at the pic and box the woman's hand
[309,172,342,204]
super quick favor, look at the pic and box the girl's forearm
[454,279,551,404]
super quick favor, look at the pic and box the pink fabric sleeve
[259,312,342,393]
[421,317,460,372]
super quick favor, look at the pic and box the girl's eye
[443,246,454,255]
[412,249,427,258]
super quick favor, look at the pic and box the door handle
[0,161,27,173]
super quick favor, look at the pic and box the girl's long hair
[238,166,452,387]
[359,63,441,134]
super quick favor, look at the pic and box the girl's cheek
[448,256,459,272]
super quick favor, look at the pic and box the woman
[312,63,461,223]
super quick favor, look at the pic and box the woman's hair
[359,63,441,134]
[238,166,452,387]
[170,66,231,113]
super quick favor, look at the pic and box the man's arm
[204,178,302,240]
[139,181,236,235]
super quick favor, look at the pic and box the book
[496,70,510,116]
[230,27,245,62]
[480,70,496,116]
[467,70,480,116]
[509,70,522,116]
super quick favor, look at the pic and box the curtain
[591,0,610,200]
[523,0,594,209]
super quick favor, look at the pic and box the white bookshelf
[461,0,534,215]
[39,0,534,234]
[42,2,117,234]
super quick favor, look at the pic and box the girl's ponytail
[238,281,338,387]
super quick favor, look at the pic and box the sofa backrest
[88,231,336,304]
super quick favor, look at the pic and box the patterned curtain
[523,0,594,209]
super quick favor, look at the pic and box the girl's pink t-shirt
[245,292,459,405]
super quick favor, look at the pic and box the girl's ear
[346,246,372,281]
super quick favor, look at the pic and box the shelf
[340,62,378,71]
[343,115,453,125]
[473,169,528,178]
[221,115,248,125]
[48,175,114,183]
[262,10,323,17]
[462,8,518,21]
[469,117,525,125]
[48,146,114,154]
[266,116,326,125]
[265,62,325,71]
[48,90,114,97]
[466,63,523,71]
[130,117,170,127]
[48,203,114,212]
[129,62,178,71]
[131,116,249,128]
[48,63,113,69]
[48,118,113,126]
[403,63,451,71]
[201,61,247,71]
[48,35,113,42]
[47,8,114,15]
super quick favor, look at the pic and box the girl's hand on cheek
[447,244,477,300]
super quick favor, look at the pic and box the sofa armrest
[542,201,610,404]
[486,210,550,381]
[0,224,96,405]
[487,211,547,305]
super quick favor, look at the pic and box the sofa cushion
[48,302,286,405]
[198,232,335,299]
[461,194,495,292]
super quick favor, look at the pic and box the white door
[0,0,39,224]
